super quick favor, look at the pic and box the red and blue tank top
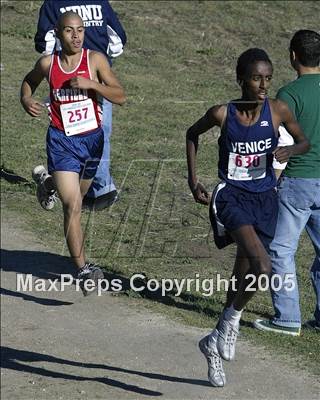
[48,48,102,135]
[218,99,278,192]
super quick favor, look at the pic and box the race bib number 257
[60,99,98,136]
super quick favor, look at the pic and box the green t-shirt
[276,73,320,178]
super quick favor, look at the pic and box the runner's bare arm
[20,56,51,117]
[272,99,310,163]
[186,105,225,205]
[69,51,126,105]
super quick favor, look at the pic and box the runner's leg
[53,171,92,269]
[230,225,271,311]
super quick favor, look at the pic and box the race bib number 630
[228,152,267,181]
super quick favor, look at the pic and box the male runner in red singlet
[20,11,126,295]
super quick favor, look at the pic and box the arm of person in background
[272,85,297,178]
[272,124,295,179]
[34,0,59,54]
[272,99,310,163]
[186,105,225,205]
[104,0,127,58]
[69,51,126,105]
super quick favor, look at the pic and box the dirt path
[1,209,319,400]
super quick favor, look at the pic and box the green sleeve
[276,88,298,119]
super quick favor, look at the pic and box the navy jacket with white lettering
[34,0,127,64]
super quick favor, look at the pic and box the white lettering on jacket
[60,5,103,26]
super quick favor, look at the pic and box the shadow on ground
[1,248,272,319]
[0,166,31,185]
[1,346,212,396]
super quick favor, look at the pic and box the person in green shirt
[254,29,320,335]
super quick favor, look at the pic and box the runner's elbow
[305,140,311,153]
[118,93,127,106]
[186,127,197,141]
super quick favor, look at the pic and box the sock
[223,305,242,326]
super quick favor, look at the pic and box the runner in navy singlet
[186,48,309,387]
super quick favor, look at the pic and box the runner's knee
[257,258,271,276]
[62,198,82,217]
[247,253,271,276]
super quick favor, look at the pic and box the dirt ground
[1,210,319,400]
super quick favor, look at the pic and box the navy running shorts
[46,125,104,179]
[211,182,278,250]
[209,182,234,249]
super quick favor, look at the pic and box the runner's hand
[273,146,293,163]
[190,182,210,205]
[21,97,45,117]
[69,76,93,90]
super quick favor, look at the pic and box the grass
[1,0,319,376]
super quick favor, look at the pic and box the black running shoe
[82,190,118,211]
[77,263,104,296]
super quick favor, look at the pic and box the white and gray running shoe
[217,319,239,361]
[32,165,58,211]
[77,263,104,296]
[199,335,226,387]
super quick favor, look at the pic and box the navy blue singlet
[218,98,278,192]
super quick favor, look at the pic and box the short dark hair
[290,30,320,67]
[56,11,83,32]
[236,48,273,82]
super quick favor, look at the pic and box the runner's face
[242,61,273,102]
[59,17,84,54]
